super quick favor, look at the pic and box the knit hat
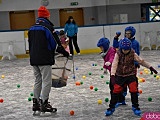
[119,38,132,50]
[38,6,50,18]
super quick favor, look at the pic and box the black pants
[68,36,80,55]
[118,76,138,102]
[109,77,114,95]
[109,75,139,109]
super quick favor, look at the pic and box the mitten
[111,75,115,85]
[105,62,111,66]
[116,31,121,36]
[150,66,158,74]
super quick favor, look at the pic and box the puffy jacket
[113,37,140,66]
[64,23,78,37]
[103,47,116,73]
[28,18,57,66]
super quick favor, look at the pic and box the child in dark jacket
[97,37,116,96]
[105,38,158,116]
[113,26,140,107]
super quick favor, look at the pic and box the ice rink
[0,50,160,120]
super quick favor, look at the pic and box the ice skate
[40,99,57,114]
[32,98,41,116]
[132,106,141,116]
[105,108,115,116]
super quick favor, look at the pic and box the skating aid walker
[51,53,72,88]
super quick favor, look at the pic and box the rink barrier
[0,21,160,58]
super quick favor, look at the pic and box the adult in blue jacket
[64,16,80,56]
[28,6,69,115]
[112,26,140,107]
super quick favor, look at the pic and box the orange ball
[70,110,74,115]
[90,86,93,90]
[138,89,142,94]
[141,78,145,82]
[140,71,143,75]
[75,81,80,86]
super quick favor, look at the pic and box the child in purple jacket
[97,37,116,95]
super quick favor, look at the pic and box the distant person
[59,30,70,54]
[64,16,80,56]
[28,6,69,115]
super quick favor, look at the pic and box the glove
[150,67,158,74]
[116,31,121,36]
[56,45,69,57]
[105,62,111,66]
[114,31,121,38]
[111,75,115,85]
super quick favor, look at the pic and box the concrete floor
[0,50,160,120]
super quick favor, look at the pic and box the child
[105,38,158,116]
[59,30,70,54]
[97,37,116,95]
[113,26,140,107]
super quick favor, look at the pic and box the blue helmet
[97,37,110,52]
[125,26,136,37]
[119,38,132,50]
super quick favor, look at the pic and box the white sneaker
[77,53,80,55]
[69,54,72,56]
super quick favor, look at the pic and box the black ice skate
[40,99,57,114]
[32,98,41,116]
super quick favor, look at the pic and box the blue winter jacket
[28,18,57,65]
[113,37,140,66]
[64,23,78,37]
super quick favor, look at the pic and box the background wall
[0,0,157,30]
[0,22,160,56]
[0,0,153,11]
[107,4,141,24]
[0,0,160,57]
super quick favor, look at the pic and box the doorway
[10,10,35,30]
[59,8,84,27]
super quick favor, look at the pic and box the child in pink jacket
[59,30,70,54]
[97,37,116,95]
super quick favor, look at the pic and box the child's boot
[132,106,141,116]
[131,92,141,116]
[105,108,115,116]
